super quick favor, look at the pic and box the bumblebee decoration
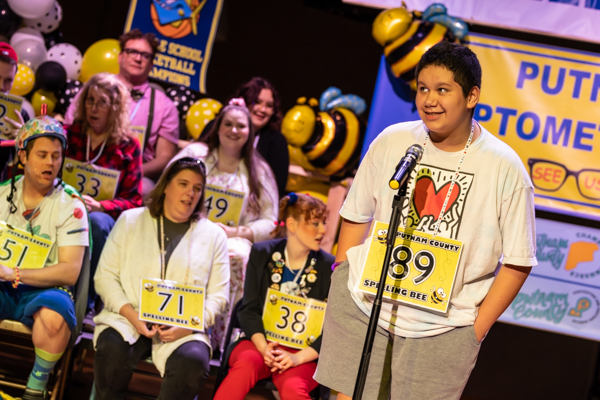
[269,294,278,306]
[282,88,366,178]
[306,335,317,346]
[190,316,201,326]
[372,2,469,92]
[430,286,448,305]
[144,282,155,293]
[65,162,74,173]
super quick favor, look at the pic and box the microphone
[389,144,423,190]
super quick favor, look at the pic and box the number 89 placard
[357,221,464,314]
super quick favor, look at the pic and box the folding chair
[212,300,329,400]
[0,246,91,400]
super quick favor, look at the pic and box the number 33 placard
[62,158,121,201]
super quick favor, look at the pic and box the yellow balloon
[79,39,120,82]
[31,89,57,116]
[281,104,316,147]
[185,98,222,140]
[9,64,35,96]
[372,7,413,46]
[288,144,314,171]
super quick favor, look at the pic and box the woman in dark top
[213,193,334,400]
[201,77,290,197]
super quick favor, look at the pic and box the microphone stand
[352,178,408,399]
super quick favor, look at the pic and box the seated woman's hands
[268,342,302,373]
[157,325,193,343]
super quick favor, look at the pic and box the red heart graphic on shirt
[413,177,460,220]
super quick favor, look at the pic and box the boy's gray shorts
[314,261,481,400]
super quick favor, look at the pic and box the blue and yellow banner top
[124,0,223,93]
[470,33,600,220]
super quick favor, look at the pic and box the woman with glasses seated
[64,72,143,315]
[172,98,279,350]
[214,193,334,400]
[92,157,230,400]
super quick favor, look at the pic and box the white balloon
[20,98,36,121]
[47,43,82,81]
[9,27,45,48]
[7,0,55,19]
[13,39,47,71]
[23,1,63,34]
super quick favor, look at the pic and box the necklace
[284,246,307,287]
[159,215,194,284]
[86,132,108,165]
[412,120,475,237]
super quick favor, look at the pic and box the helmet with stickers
[16,115,67,152]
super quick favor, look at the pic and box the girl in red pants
[214,193,334,400]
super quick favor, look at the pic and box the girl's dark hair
[230,77,282,132]
[205,104,265,216]
[271,193,327,239]
[146,157,207,221]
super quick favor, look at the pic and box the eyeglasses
[528,158,600,200]
[123,48,153,61]
[176,157,207,175]
[85,97,111,109]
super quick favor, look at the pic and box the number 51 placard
[0,221,52,269]
[139,278,206,330]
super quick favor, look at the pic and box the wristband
[331,261,343,271]
[12,265,20,288]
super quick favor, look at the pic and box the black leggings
[94,327,210,400]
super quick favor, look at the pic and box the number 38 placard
[357,221,464,314]
[262,288,327,349]
[62,158,121,201]
[0,221,52,269]
[139,278,205,330]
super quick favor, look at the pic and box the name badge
[131,125,146,149]
[62,158,121,201]
[356,221,464,314]
[0,221,52,269]
[139,278,205,330]
[262,288,327,349]
[0,92,23,139]
[204,184,245,227]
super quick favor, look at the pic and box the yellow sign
[470,33,600,220]
[139,278,205,330]
[131,126,146,150]
[0,221,52,269]
[62,158,121,201]
[204,184,245,226]
[262,288,327,349]
[357,221,463,314]
[0,92,23,139]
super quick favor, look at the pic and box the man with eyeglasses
[64,29,179,196]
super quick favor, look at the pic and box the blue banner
[499,218,600,342]
[124,0,223,93]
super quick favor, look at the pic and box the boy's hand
[157,325,193,343]
[0,264,16,282]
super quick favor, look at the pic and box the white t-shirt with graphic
[341,120,537,338]
[0,177,89,269]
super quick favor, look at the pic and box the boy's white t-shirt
[0,177,89,268]
[341,120,537,338]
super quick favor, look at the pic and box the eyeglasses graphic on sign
[528,158,600,200]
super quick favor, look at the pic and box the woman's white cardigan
[173,143,278,242]
[93,207,230,375]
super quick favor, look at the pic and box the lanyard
[411,120,475,237]
[159,215,194,284]
[86,133,107,165]
[284,246,306,287]
[130,98,143,120]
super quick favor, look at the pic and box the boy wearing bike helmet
[0,116,89,400]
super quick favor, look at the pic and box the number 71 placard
[139,278,206,330]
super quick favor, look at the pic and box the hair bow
[229,97,246,107]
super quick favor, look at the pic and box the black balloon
[55,79,82,114]
[35,61,67,92]
[43,29,64,50]
[166,85,198,119]
[0,0,21,38]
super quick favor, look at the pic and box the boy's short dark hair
[415,41,482,97]
[119,28,160,57]
[0,54,17,71]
